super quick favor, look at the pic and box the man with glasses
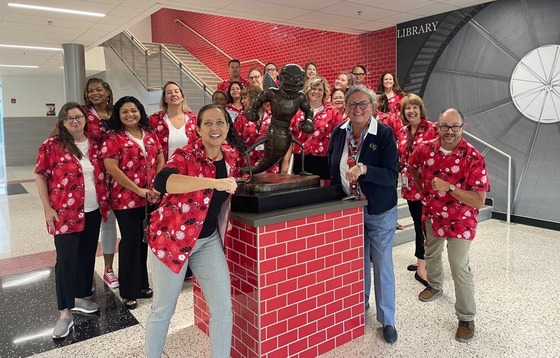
[217,59,249,92]
[351,64,368,86]
[264,62,279,85]
[409,108,489,343]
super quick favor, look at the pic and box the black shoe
[414,272,429,287]
[407,264,418,271]
[383,325,398,344]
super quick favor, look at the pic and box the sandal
[138,288,153,299]
[122,299,137,310]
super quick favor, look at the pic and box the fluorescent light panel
[0,44,60,51]
[0,64,39,68]
[8,3,105,17]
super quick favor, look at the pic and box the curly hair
[83,78,113,112]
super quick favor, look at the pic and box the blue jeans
[364,205,397,326]
[145,230,232,358]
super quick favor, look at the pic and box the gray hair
[345,86,377,106]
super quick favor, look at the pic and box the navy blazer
[328,117,398,215]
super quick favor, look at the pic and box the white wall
[128,16,152,43]
[1,75,64,117]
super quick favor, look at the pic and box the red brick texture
[194,206,365,358]
[151,9,396,89]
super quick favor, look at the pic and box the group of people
[35,58,489,356]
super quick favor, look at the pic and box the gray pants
[144,230,232,358]
[424,220,476,321]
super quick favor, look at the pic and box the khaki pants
[424,220,476,321]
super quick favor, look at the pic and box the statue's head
[279,64,305,93]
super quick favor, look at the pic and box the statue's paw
[299,171,313,176]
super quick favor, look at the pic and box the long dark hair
[197,104,246,153]
[83,77,113,111]
[226,81,243,104]
[56,102,88,159]
[107,96,150,131]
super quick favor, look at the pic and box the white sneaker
[103,269,119,289]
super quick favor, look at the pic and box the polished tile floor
[1,166,559,357]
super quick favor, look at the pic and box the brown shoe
[418,286,442,302]
[456,320,475,342]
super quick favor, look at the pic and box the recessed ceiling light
[0,44,60,51]
[8,3,105,17]
[0,64,39,68]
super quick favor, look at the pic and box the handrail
[175,19,231,60]
[463,131,511,223]
[175,19,266,69]
[158,43,214,96]
[124,29,149,53]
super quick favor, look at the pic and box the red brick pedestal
[194,200,366,357]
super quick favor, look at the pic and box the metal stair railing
[105,30,213,103]
[463,131,511,223]
[174,19,265,69]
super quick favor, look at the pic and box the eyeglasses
[348,101,371,110]
[64,115,85,123]
[439,124,464,132]
[249,75,262,81]
[352,72,366,77]
[265,68,277,73]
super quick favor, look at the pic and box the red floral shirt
[217,78,250,93]
[147,138,240,273]
[148,110,198,161]
[101,130,162,210]
[290,103,343,155]
[397,119,438,201]
[35,137,110,235]
[225,103,244,123]
[377,111,403,140]
[409,137,489,240]
[83,106,110,145]
[234,108,278,172]
[387,92,405,115]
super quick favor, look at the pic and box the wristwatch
[447,184,456,193]
[357,162,365,175]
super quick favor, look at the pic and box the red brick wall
[151,8,396,90]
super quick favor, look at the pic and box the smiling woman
[144,103,241,358]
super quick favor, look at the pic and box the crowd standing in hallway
[33,58,489,353]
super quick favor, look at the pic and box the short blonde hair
[303,76,330,104]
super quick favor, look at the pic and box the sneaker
[103,269,119,289]
[72,298,100,314]
[383,325,398,344]
[456,320,475,342]
[52,317,74,339]
[418,286,442,302]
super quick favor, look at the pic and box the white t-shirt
[75,139,99,213]
[126,130,146,156]
[165,114,189,158]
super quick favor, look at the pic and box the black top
[199,158,228,238]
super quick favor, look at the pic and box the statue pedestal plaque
[232,173,343,213]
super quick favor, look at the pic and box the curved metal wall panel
[398,0,560,223]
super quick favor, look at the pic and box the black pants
[407,200,425,260]
[114,207,149,300]
[292,154,330,179]
[54,209,101,310]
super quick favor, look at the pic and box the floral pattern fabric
[35,137,110,235]
[234,107,278,172]
[148,110,198,161]
[397,119,438,201]
[409,137,489,240]
[147,138,240,273]
[101,130,162,210]
[290,103,344,156]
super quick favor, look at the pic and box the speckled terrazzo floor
[1,166,559,358]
